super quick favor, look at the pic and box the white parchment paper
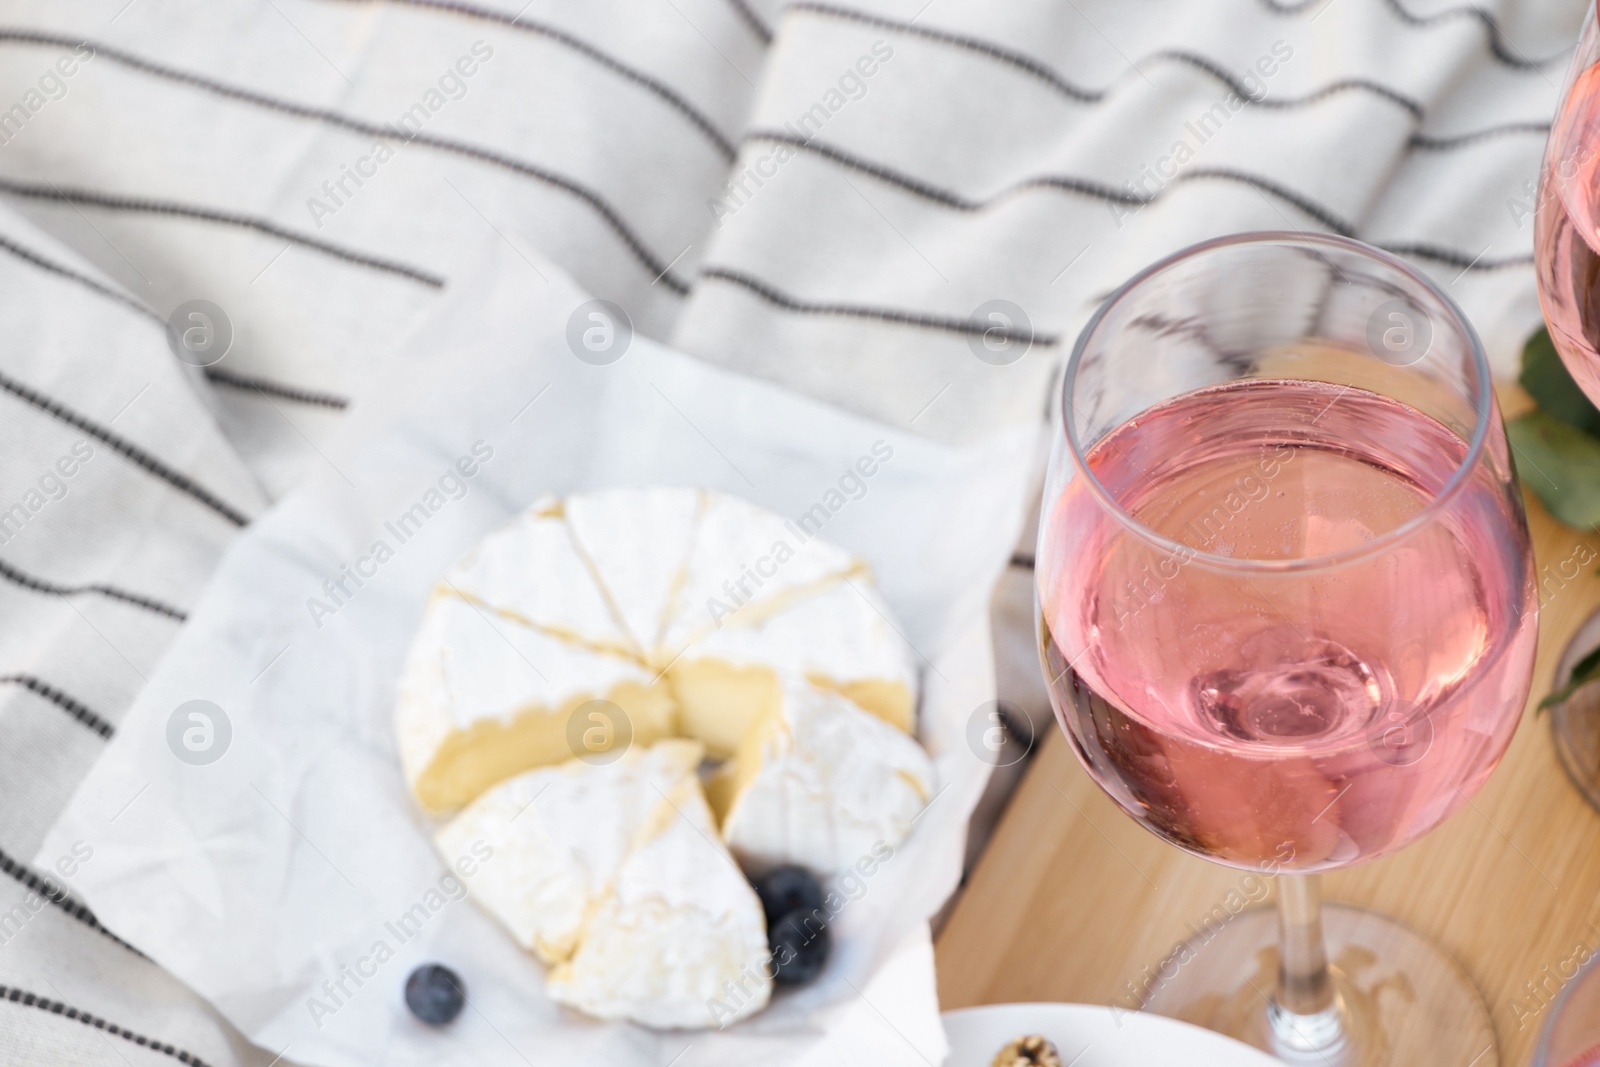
[40,244,1040,1067]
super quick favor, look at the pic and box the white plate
[942,1003,1283,1066]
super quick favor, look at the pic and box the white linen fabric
[0,0,1583,1062]
[38,242,1027,1066]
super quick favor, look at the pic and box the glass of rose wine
[1538,0,1600,407]
[1037,232,1537,1065]
[1536,0,1600,814]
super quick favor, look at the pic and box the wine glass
[1536,1,1600,817]
[1037,232,1537,1065]
[1538,0,1600,407]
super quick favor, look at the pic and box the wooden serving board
[935,387,1600,1066]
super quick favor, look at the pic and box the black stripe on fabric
[1129,311,1256,371]
[699,266,1060,344]
[703,241,1520,346]
[1379,0,1568,71]
[0,233,157,325]
[0,675,114,738]
[0,177,444,288]
[203,367,351,410]
[316,0,738,159]
[794,2,1554,150]
[0,370,251,528]
[0,30,691,294]
[789,3,1427,118]
[725,0,774,44]
[0,556,186,621]
[747,131,1524,271]
[1157,48,1422,120]
[0,987,211,1067]
[750,130,1343,227]
[0,233,358,411]
[0,845,143,954]
[791,3,1096,101]
[1176,165,1354,233]
[746,129,1138,209]
[1410,120,1550,151]
[1258,0,1570,71]
[1378,242,1532,271]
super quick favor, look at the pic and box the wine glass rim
[1059,230,1495,574]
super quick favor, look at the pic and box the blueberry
[405,963,465,1025]
[769,908,831,986]
[753,865,824,928]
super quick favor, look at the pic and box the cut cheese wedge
[712,677,935,875]
[435,739,705,965]
[397,595,675,812]
[444,494,632,657]
[544,754,771,1028]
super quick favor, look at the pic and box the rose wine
[1039,378,1536,873]
[1538,58,1600,407]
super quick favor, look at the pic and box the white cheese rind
[564,487,702,661]
[660,492,861,652]
[444,495,632,655]
[546,771,771,1028]
[435,740,706,964]
[718,678,935,876]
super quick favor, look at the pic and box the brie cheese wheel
[712,677,936,875]
[434,739,706,965]
[544,755,772,1028]
[397,486,918,810]
[396,594,676,812]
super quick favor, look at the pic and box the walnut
[990,1034,1064,1067]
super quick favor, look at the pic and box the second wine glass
[1538,0,1600,407]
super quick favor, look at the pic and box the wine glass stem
[1269,874,1346,1055]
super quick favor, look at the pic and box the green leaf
[1520,328,1600,436]
[1540,643,1600,711]
[1507,410,1600,528]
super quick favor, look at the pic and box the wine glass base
[1549,608,1600,814]
[1139,903,1497,1066]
